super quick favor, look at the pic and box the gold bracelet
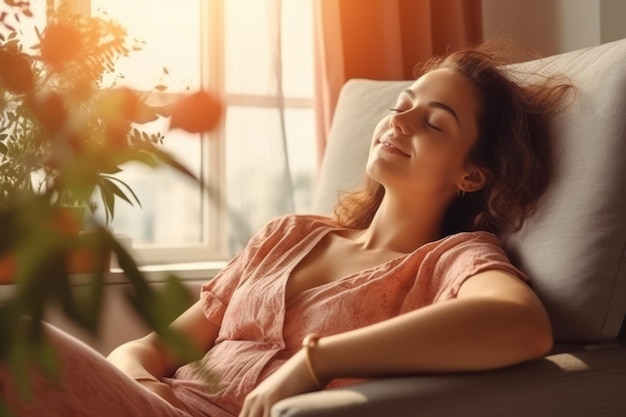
[302,333,324,388]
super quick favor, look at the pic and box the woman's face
[366,68,484,200]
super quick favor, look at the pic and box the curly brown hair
[333,41,575,236]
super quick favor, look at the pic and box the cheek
[413,143,469,181]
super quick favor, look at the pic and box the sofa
[272,38,626,416]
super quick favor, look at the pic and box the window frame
[58,0,315,266]
[121,0,230,265]
[56,0,229,264]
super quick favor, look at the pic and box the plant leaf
[105,228,150,293]
[124,274,201,363]
[101,175,142,208]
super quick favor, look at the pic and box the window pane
[281,0,314,97]
[3,1,47,47]
[225,106,288,252]
[225,0,313,97]
[91,0,202,91]
[225,107,290,196]
[5,1,318,263]
[224,106,315,253]
[284,108,316,212]
[87,1,206,248]
[224,0,272,95]
[103,117,204,247]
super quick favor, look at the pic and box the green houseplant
[0,6,154,280]
[1,4,173,221]
[0,0,223,406]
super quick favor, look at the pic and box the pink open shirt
[166,214,528,417]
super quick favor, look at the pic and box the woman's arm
[240,270,552,417]
[106,299,219,380]
[313,270,552,379]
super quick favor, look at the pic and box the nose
[388,110,414,136]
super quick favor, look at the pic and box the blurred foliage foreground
[0,0,223,408]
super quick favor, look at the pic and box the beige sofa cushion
[273,346,626,417]
[313,38,626,342]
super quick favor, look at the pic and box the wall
[600,0,626,45]
[45,279,205,355]
[482,0,626,56]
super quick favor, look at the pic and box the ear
[457,165,490,193]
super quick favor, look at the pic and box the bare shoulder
[457,269,540,305]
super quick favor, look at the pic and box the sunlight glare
[91,0,202,92]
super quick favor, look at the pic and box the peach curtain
[314,0,483,163]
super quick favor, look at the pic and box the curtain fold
[314,0,483,164]
[225,0,298,254]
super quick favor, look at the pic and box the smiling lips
[379,136,411,157]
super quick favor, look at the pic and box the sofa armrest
[272,345,626,417]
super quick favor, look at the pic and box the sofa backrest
[312,38,626,342]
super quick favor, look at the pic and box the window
[88,0,213,264]
[36,0,316,264]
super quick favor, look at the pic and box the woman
[1,44,573,417]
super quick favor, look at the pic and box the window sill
[107,261,227,284]
[0,261,227,293]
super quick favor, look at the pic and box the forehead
[407,68,482,123]
[410,68,476,94]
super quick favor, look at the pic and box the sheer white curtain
[224,0,315,255]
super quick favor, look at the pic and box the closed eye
[391,108,444,132]
[425,119,443,132]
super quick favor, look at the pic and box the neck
[355,191,451,253]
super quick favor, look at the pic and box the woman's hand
[239,350,322,417]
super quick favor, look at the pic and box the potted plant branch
[0,0,223,406]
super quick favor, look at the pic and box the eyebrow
[401,89,461,127]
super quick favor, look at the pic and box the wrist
[302,333,333,388]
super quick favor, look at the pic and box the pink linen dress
[168,214,528,417]
[0,214,527,417]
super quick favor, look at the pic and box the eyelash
[388,108,442,132]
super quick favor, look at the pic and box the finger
[239,397,259,417]
[239,399,249,417]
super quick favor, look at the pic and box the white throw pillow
[313,38,626,342]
